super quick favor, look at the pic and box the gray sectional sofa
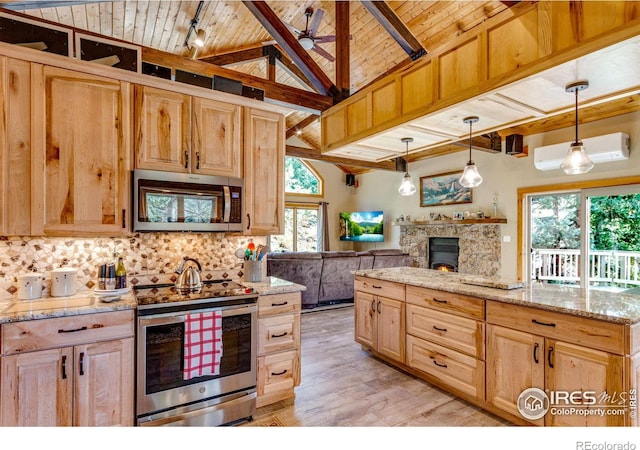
[266,249,410,309]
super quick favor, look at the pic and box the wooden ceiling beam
[199,47,267,66]
[242,0,338,98]
[335,1,351,100]
[286,114,320,139]
[360,0,427,61]
[286,145,400,172]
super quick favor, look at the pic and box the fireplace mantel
[393,218,506,226]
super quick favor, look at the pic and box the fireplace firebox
[428,237,459,272]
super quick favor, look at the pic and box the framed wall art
[419,170,472,207]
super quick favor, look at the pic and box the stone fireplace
[399,223,501,277]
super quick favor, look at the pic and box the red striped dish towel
[183,311,223,380]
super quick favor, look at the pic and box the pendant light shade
[398,137,416,196]
[561,81,594,175]
[459,116,483,188]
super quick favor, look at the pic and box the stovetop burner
[134,279,257,311]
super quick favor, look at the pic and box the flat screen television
[339,211,384,242]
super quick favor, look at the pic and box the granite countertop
[240,276,307,296]
[0,290,137,324]
[354,267,640,325]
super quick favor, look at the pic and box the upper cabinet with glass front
[134,85,241,178]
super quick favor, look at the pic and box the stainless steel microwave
[133,170,243,232]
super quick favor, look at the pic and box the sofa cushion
[267,251,322,260]
[368,249,404,255]
[320,251,357,258]
[318,254,361,303]
[266,255,322,307]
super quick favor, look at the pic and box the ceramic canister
[51,267,78,297]
[17,273,43,300]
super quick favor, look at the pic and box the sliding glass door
[527,185,640,292]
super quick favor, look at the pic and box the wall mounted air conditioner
[533,132,630,171]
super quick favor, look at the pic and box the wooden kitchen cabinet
[256,292,301,407]
[31,65,131,236]
[486,302,626,426]
[135,86,242,178]
[243,107,285,235]
[0,57,33,236]
[354,277,405,363]
[0,310,135,426]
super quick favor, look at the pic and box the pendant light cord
[574,87,579,144]
[468,119,473,163]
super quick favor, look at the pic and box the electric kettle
[174,257,202,291]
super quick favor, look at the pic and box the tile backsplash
[0,233,267,299]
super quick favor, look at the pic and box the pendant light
[561,81,594,175]
[459,116,483,188]
[398,137,417,196]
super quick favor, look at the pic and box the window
[270,204,318,252]
[284,157,323,196]
[526,184,640,291]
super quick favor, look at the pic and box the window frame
[284,157,324,198]
[270,202,320,252]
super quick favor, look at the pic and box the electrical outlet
[503,235,511,243]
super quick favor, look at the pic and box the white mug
[17,273,43,300]
[51,267,78,297]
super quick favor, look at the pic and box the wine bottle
[115,256,127,289]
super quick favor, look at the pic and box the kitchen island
[353,267,640,427]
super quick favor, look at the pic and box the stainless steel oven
[135,281,258,426]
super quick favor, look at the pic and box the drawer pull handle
[433,325,448,332]
[271,369,288,376]
[532,319,556,328]
[271,301,288,307]
[432,298,448,304]
[58,326,88,334]
[433,360,448,369]
[547,346,554,368]
[61,355,67,380]
[79,352,85,376]
[271,331,288,338]
[533,343,539,364]
[371,285,382,289]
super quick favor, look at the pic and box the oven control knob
[199,387,206,394]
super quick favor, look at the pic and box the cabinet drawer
[486,301,625,355]
[1,310,134,356]
[406,304,484,359]
[406,285,484,320]
[257,350,300,398]
[258,314,300,356]
[355,277,405,300]
[406,335,485,401]
[258,292,301,318]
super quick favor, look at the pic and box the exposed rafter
[335,1,351,100]
[199,47,267,66]
[242,0,338,99]
[286,145,401,172]
[360,0,427,61]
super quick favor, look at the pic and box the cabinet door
[32,66,131,235]
[1,348,73,426]
[73,338,134,426]
[243,108,284,235]
[134,85,191,173]
[0,57,32,236]
[377,296,405,362]
[354,291,376,349]
[192,97,241,177]
[486,324,544,425]
[545,339,624,426]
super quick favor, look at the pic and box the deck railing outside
[531,249,640,286]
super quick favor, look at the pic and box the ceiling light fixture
[398,137,416,196]
[561,80,594,175]
[299,36,314,50]
[459,116,483,188]
[194,29,206,48]
[184,1,205,52]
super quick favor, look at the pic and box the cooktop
[134,279,257,311]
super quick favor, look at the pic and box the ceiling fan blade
[90,55,121,66]
[284,21,303,36]
[309,8,324,36]
[311,44,335,62]
[17,41,48,51]
[313,35,336,44]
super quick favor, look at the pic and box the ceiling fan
[286,7,338,62]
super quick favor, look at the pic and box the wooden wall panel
[347,96,370,137]
[372,81,399,127]
[401,63,433,115]
[488,8,540,79]
[322,109,346,148]
[438,38,479,99]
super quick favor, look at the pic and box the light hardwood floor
[246,305,511,427]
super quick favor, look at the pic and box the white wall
[353,111,640,279]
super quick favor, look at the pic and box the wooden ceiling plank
[149,0,172,50]
[242,0,336,98]
[131,1,149,45]
[53,5,72,27]
[286,145,400,172]
[275,54,317,93]
[286,114,320,139]
[157,0,182,53]
[111,0,125,41]
[335,0,350,99]
[70,3,87,30]
[166,1,194,54]
[360,0,427,60]
[98,1,111,36]
[141,0,160,48]
[0,1,109,10]
[122,0,137,44]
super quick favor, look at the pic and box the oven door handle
[138,303,257,326]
